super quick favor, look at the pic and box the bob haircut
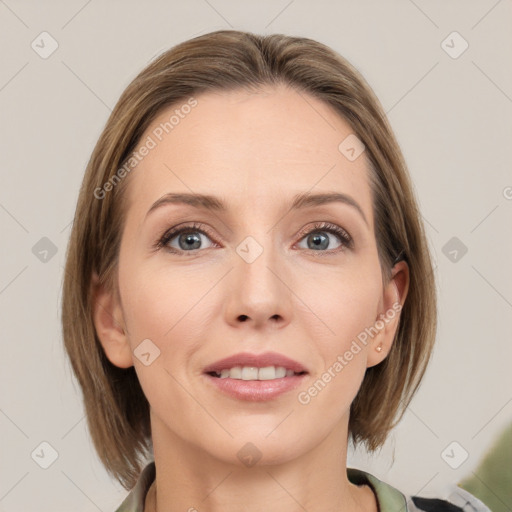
[61,29,437,490]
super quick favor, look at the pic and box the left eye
[296,230,344,251]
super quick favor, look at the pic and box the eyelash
[154,221,353,256]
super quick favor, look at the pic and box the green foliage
[459,422,512,512]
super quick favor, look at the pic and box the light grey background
[1,1,511,511]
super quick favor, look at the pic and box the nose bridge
[239,233,278,291]
[225,230,291,327]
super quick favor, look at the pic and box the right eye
[156,222,219,255]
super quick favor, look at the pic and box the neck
[146,410,377,512]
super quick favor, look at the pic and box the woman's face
[94,84,407,466]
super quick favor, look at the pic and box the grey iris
[308,232,329,250]
[179,233,202,250]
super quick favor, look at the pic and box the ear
[91,271,133,368]
[366,260,409,368]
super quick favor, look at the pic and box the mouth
[202,352,308,401]
[206,366,307,381]
[203,351,308,379]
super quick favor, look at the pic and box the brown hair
[61,29,437,490]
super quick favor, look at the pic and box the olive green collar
[116,461,408,512]
[348,466,408,512]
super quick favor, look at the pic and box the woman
[61,30,490,512]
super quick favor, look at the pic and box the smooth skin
[92,83,409,512]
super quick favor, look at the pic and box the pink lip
[202,351,308,402]
[204,373,307,402]
[203,351,308,374]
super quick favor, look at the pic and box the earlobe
[90,272,133,369]
[366,260,409,368]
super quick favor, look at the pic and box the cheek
[289,265,381,398]
[117,258,223,410]
[119,259,215,342]
[297,263,382,349]
[117,261,216,420]
[296,280,380,419]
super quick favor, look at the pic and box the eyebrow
[145,191,368,226]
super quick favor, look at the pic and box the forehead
[124,84,373,225]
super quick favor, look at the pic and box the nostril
[238,314,249,322]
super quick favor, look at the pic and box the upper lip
[203,351,308,374]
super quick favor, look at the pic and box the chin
[206,427,315,468]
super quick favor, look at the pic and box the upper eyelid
[296,222,351,240]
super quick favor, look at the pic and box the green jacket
[114,461,491,512]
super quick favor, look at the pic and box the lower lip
[203,373,307,402]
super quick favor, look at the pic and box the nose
[223,237,293,330]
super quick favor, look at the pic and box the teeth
[215,365,300,380]
[241,366,259,380]
[229,366,242,379]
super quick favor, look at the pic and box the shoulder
[347,468,491,512]
[407,485,491,512]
